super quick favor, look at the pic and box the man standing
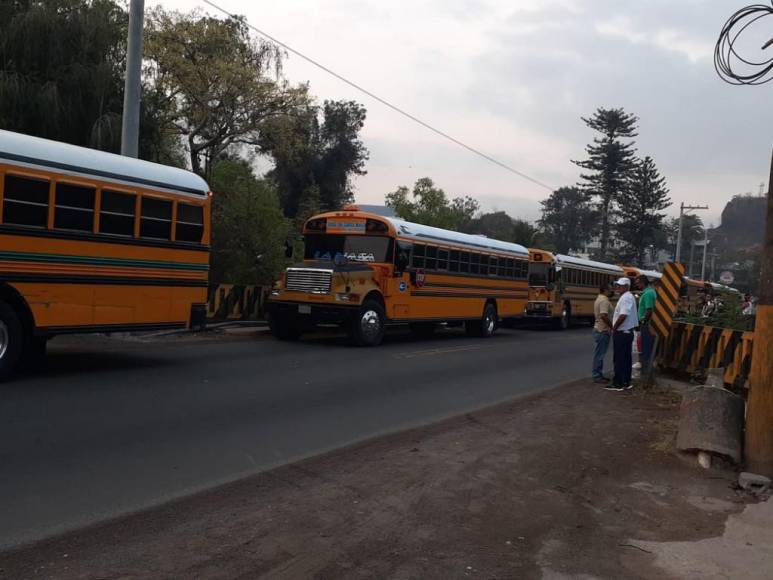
[592,284,614,383]
[610,277,638,391]
[637,275,657,374]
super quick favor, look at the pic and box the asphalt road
[0,324,600,548]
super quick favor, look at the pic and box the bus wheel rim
[361,310,381,340]
[0,321,8,360]
[485,312,495,334]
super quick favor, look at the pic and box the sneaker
[593,377,611,384]
[625,383,634,390]
[604,383,625,391]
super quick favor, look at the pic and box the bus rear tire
[351,300,385,346]
[466,302,497,338]
[556,304,571,330]
[0,301,24,382]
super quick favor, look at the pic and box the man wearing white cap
[609,276,638,390]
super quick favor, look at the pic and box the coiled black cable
[714,2,773,85]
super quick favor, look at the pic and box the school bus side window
[140,197,172,239]
[176,202,204,243]
[449,250,460,272]
[54,182,95,232]
[2,174,49,228]
[460,251,470,273]
[412,244,425,268]
[425,246,437,270]
[100,190,136,237]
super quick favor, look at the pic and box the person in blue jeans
[637,274,657,374]
[610,277,639,390]
[592,284,614,383]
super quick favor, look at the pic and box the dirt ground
[0,379,766,580]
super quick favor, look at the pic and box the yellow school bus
[525,250,624,329]
[267,208,530,345]
[0,130,211,379]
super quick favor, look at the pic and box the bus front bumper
[524,302,555,319]
[266,300,359,327]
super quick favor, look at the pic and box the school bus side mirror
[284,240,294,259]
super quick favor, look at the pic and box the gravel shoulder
[0,379,764,580]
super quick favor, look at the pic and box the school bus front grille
[286,268,333,294]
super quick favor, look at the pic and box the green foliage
[144,7,308,179]
[615,156,672,265]
[260,100,368,216]
[385,177,479,230]
[538,186,597,254]
[465,211,539,246]
[573,107,638,260]
[0,0,126,149]
[209,157,289,285]
[0,0,181,162]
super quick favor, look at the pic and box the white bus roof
[638,269,663,279]
[386,217,529,257]
[555,254,625,275]
[0,129,209,196]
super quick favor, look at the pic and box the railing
[207,284,271,321]
[658,321,755,389]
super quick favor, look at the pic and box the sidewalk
[1,380,770,580]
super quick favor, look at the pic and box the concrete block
[676,385,744,463]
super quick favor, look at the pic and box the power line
[201,0,555,192]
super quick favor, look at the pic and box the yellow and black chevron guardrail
[207,284,271,321]
[651,262,685,340]
[659,321,754,388]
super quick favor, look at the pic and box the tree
[260,100,369,216]
[0,0,181,162]
[385,177,479,230]
[615,156,672,266]
[0,0,126,150]
[209,157,289,285]
[538,186,597,254]
[573,108,638,260]
[144,8,308,179]
[464,211,539,246]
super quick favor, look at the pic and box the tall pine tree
[573,108,638,260]
[615,156,672,266]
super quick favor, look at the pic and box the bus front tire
[0,301,24,382]
[466,303,498,338]
[351,300,385,346]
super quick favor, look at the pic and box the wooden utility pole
[746,148,773,477]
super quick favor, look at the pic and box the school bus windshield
[529,262,549,286]
[304,234,392,263]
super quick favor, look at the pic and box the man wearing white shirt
[609,277,638,391]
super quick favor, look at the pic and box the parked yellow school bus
[0,130,211,379]
[267,208,530,345]
[525,250,624,329]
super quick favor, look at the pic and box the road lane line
[394,344,483,359]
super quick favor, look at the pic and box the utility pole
[746,149,773,477]
[689,240,696,277]
[675,202,709,264]
[701,227,709,280]
[120,0,145,158]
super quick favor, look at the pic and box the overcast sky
[149,0,772,226]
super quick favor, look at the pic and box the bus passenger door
[389,241,412,319]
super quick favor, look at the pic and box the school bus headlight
[335,293,360,302]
